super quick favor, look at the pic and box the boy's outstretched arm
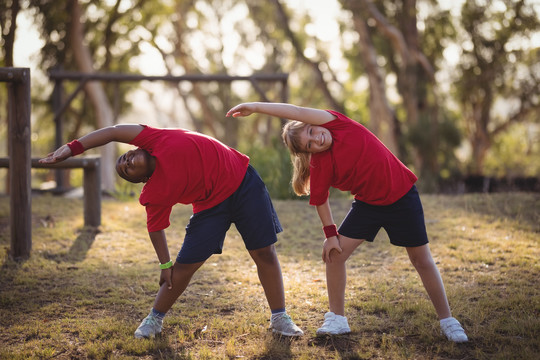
[226,102,335,125]
[39,124,144,164]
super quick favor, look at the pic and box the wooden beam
[0,156,102,228]
[48,70,289,83]
[0,156,100,169]
[0,68,28,82]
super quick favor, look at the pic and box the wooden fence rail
[0,156,102,229]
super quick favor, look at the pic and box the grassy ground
[0,192,538,359]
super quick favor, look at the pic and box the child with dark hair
[40,124,303,338]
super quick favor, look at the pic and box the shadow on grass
[43,226,100,263]
[309,334,358,358]
[0,253,19,286]
[252,334,294,360]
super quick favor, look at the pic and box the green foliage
[342,84,370,126]
[407,108,463,191]
[484,122,540,177]
[25,0,170,145]
[9,0,540,195]
[113,178,145,201]
[453,0,540,174]
[240,137,296,200]
[456,0,540,101]
[422,7,457,67]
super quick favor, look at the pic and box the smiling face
[298,124,333,153]
[115,149,155,183]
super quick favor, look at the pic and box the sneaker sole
[134,331,162,339]
[445,336,468,343]
[316,329,351,335]
[271,329,304,337]
[441,330,468,343]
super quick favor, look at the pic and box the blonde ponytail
[291,152,311,196]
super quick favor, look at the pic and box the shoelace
[281,314,292,321]
[143,317,158,326]
[272,313,291,324]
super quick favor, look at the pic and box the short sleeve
[145,204,172,232]
[308,152,333,206]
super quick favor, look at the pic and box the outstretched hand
[39,144,72,164]
[322,236,343,263]
[225,103,257,118]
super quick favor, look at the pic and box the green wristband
[159,260,173,269]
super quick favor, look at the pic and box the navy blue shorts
[338,185,428,247]
[176,165,283,264]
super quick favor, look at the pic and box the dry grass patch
[0,192,538,359]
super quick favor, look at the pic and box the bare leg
[153,261,205,313]
[248,245,285,310]
[406,244,452,319]
[325,236,364,316]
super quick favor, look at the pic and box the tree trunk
[400,0,420,129]
[1,0,19,68]
[271,0,345,114]
[354,14,399,156]
[1,0,21,194]
[467,98,492,175]
[69,0,116,192]
[348,0,437,174]
[341,0,399,156]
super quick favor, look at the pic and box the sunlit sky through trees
[13,0,495,77]
[11,0,540,130]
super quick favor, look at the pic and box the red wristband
[67,140,84,156]
[323,224,338,238]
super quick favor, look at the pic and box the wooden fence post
[1,68,32,260]
[83,157,101,227]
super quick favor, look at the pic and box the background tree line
[1,0,539,198]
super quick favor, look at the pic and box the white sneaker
[316,312,351,335]
[440,317,468,343]
[270,313,304,336]
[134,314,163,338]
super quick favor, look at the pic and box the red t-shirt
[130,126,250,232]
[309,111,417,206]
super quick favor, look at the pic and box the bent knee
[172,261,205,278]
[330,236,363,263]
[409,254,435,270]
[329,250,352,264]
[249,245,278,263]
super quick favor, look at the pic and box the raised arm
[226,102,335,125]
[40,124,144,164]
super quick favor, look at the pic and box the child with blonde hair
[227,102,468,342]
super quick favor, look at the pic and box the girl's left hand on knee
[322,237,342,263]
